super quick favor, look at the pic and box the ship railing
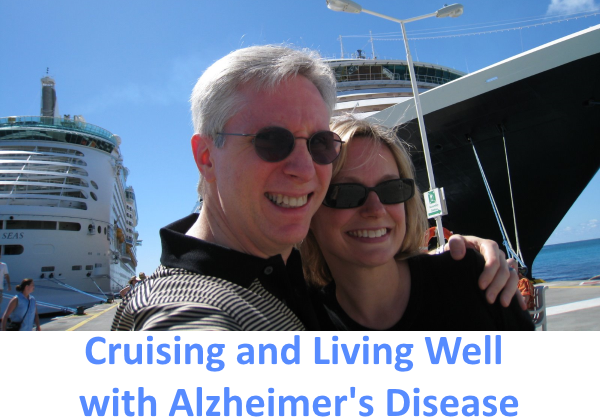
[0,196,88,210]
[334,72,454,86]
[0,116,117,145]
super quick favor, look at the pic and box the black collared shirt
[317,250,534,331]
[112,214,320,331]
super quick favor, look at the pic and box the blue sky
[1,0,599,273]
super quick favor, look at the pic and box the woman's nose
[360,191,386,218]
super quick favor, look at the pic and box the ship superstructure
[0,76,140,314]
[328,57,465,116]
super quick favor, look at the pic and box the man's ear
[191,134,216,183]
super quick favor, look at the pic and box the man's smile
[265,192,310,208]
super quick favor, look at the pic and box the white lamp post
[326,0,463,248]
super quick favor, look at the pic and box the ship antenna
[338,35,345,59]
[369,31,376,59]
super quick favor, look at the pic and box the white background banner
[1,332,598,418]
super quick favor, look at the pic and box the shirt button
[264,266,274,275]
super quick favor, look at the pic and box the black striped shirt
[111,214,318,331]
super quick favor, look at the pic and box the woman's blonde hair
[300,114,428,287]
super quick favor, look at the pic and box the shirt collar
[159,213,301,290]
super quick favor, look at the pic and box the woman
[1,278,41,331]
[302,115,533,330]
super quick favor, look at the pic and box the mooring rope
[45,277,107,301]
[471,138,527,270]
[1,292,76,313]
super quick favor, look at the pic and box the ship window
[2,245,24,255]
[98,226,101,234]
[91,181,98,189]
[41,266,55,272]
[85,265,94,271]
[0,220,3,229]
[6,220,57,230]
[58,222,81,231]
[72,265,82,271]
[62,190,87,199]
[90,192,98,201]
[59,201,87,210]
[65,177,89,187]
[95,263,102,268]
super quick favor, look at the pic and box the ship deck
[34,282,600,331]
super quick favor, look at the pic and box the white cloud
[546,221,598,245]
[547,0,599,14]
[580,219,599,230]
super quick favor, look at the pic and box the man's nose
[282,138,316,181]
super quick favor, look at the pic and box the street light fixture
[326,1,464,248]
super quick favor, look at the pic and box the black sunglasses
[217,126,343,165]
[323,178,415,209]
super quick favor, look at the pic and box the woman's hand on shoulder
[445,234,526,310]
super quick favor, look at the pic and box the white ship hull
[2,213,134,314]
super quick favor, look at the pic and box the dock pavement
[29,281,600,331]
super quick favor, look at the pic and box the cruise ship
[0,76,140,314]
[327,24,600,276]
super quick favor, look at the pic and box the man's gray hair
[190,44,337,145]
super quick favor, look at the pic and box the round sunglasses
[217,126,343,165]
[323,178,415,209]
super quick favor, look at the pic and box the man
[119,275,139,298]
[112,45,520,331]
[0,252,11,309]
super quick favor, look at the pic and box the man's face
[208,75,332,258]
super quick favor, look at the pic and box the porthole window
[90,192,98,201]
[7,220,57,230]
[91,181,98,189]
[98,226,101,234]
[3,245,24,255]
[59,222,81,231]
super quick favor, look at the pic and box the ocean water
[532,238,600,282]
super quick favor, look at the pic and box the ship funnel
[40,76,60,117]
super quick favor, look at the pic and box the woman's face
[310,137,407,269]
[26,282,35,294]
